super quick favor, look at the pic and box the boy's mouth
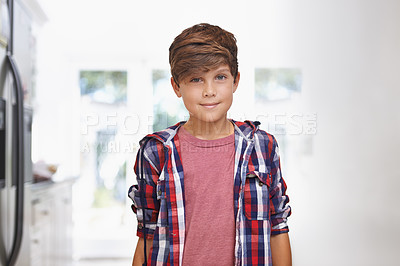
[200,103,219,109]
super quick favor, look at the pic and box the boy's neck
[183,118,234,140]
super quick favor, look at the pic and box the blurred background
[6,0,400,265]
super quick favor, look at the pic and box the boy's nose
[202,82,216,97]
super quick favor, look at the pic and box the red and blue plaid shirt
[128,120,291,265]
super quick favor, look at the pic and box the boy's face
[171,64,240,125]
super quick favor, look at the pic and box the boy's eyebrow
[187,67,230,77]
[216,67,230,72]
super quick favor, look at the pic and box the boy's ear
[171,77,182,98]
[233,72,240,93]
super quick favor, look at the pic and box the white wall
[286,1,400,265]
[34,0,400,264]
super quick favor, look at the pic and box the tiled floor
[74,258,132,266]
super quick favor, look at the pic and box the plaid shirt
[128,120,291,266]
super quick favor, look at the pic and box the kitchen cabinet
[29,178,75,266]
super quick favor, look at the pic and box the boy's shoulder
[138,120,278,170]
[140,119,277,152]
[234,120,260,135]
[141,120,276,143]
[139,121,185,147]
[233,120,276,142]
[138,121,184,168]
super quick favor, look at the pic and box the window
[152,69,187,131]
[80,71,127,104]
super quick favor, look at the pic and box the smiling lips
[201,103,219,109]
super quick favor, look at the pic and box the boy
[129,23,291,266]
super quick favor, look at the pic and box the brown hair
[169,23,238,86]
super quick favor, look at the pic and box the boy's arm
[128,139,164,264]
[269,135,291,234]
[132,237,153,266]
[270,233,292,266]
[267,134,292,264]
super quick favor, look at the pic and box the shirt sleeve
[269,135,291,235]
[128,138,165,239]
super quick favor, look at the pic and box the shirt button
[259,181,263,187]
[158,190,162,196]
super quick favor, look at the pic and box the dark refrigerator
[0,0,34,265]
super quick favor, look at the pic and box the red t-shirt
[178,126,236,266]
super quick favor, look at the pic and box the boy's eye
[190,77,202,83]
[216,75,227,81]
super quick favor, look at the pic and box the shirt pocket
[156,179,168,227]
[244,171,271,220]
